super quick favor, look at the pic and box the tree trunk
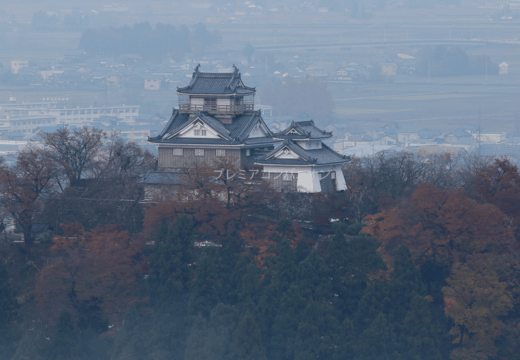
[23,225,34,247]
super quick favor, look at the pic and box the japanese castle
[145,65,348,193]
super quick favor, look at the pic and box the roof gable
[273,146,301,160]
[176,119,224,139]
[247,121,270,139]
[276,120,332,140]
[264,139,316,163]
[150,110,276,146]
[164,113,231,140]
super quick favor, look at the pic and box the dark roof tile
[177,64,255,95]
[139,171,183,185]
[255,140,348,166]
[275,120,332,140]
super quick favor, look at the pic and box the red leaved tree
[363,183,515,266]
[474,159,520,239]
[35,223,142,329]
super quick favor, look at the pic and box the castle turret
[177,64,255,124]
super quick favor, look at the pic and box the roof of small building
[414,146,467,156]
[448,129,472,138]
[255,138,347,166]
[275,120,332,140]
[177,64,255,95]
[139,171,183,185]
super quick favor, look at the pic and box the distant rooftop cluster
[330,122,520,164]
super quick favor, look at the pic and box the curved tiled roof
[149,110,274,146]
[177,64,255,95]
[255,139,348,166]
[275,120,332,140]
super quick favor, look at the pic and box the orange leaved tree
[36,223,142,330]
[363,183,515,265]
[442,255,513,359]
[475,159,520,239]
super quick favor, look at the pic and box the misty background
[1,1,520,360]
[1,0,519,144]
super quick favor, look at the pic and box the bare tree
[0,147,57,246]
[95,136,155,184]
[342,151,494,222]
[40,127,106,189]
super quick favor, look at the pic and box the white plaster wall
[262,165,347,193]
[335,165,347,191]
[297,169,321,193]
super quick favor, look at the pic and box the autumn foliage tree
[443,255,514,359]
[475,159,520,239]
[36,223,142,329]
[144,162,276,242]
[363,183,515,266]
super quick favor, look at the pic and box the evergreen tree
[237,264,262,306]
[0,260,17,329]
[110,308,147,360]
[270,285,306,360]
[146,300,190,360]
[184,315,209,360]
[333,318,356,360]
[292,300,339,360]
[400,294,443,360]
[189,248,220,317]
[294,239,311,265]
[387,245,425,324]
[355,312,400,360]
[185,304,240,360]
[268,239,297,294]
[354,281,389,331]
[219,231,248,304]
[235,312,266,360]
[10,334,37,360]
[327,231,386,316]
[46,310,85,360]
[149,216,195,303]
[257,238,297,346]
[0,260,19,358]
[297,250,332,301]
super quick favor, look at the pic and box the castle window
[173,148,183,156]
[216,149,226,157]
[195,149,204,157]
[246,149,251,156]
[194,127,207,136]
[282,173,292,181]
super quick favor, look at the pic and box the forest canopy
[0,128,520,360]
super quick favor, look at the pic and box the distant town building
[0,102,139,134]
[499,62,508,75]
[474,132,507,143]
[380,63,398,76]
[11,60,28,74]
[144,76,162,90]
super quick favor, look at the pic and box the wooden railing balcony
[178,104,254,114]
